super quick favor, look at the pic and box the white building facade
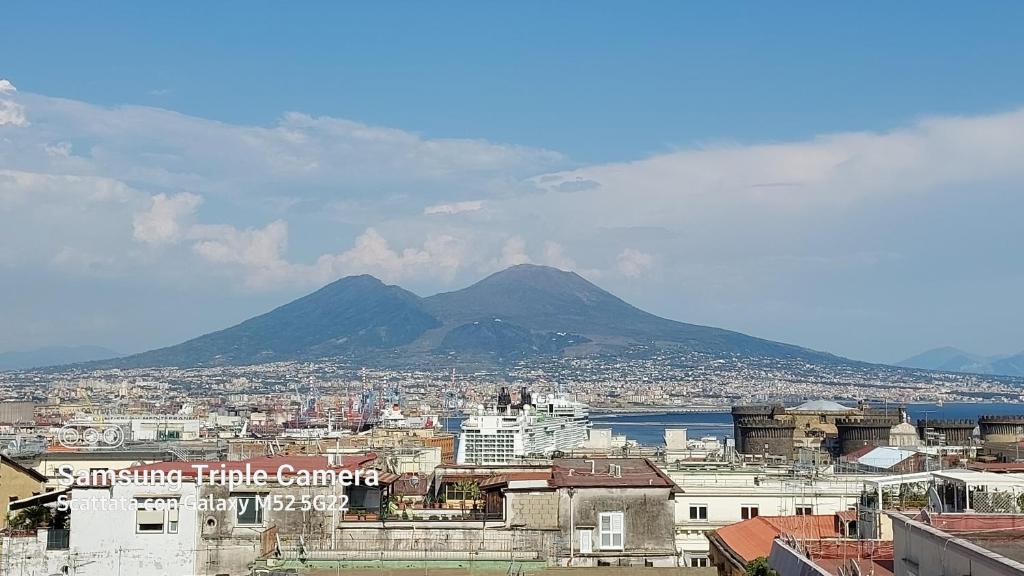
[666,466,873,568]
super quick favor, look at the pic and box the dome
[889,422,919,447]
[790,400,854,413]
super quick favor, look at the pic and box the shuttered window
[598,512,624,550]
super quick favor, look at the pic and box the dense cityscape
[4,351,1022,416]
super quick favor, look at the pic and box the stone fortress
[731,400,1024,458]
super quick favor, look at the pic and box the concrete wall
[196,480,344,576]
[67,484,200,576]
[889,513,1024,576]
[559,486,678,567]
[0,401,36,424]
[507,490,560,529]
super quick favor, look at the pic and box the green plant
[746,557,777,576]
[8,505,50,530]
[454,479,481,513]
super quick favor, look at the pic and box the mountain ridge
[898,346,1024,377]
[0,345,121,371]
[91,264,850,369]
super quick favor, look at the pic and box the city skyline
[3,3,1024,363]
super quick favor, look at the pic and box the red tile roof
[968,462,1024,473]
[128,453,378,480]
[713,515,842,564]
[841,444,878,461]
[835,510,858,523]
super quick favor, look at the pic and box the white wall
[667,470,867,560]
[68,483,200,576]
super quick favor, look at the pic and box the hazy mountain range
[0,345,121,371]
[897,346,1024,377]
[94,264,847,369]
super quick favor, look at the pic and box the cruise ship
[456,387,591,464]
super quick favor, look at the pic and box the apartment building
[666,465,871,567]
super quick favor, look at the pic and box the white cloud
[190,220,292,288]
[496,236,531,268]
[424,200,484,215]
[616,248,654,277]
[0,79,28,127]
[312,228,467,284]
[132,192,203,246]
[5,82,1024,360]
[541,241,576,270]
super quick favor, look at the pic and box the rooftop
[551,458,681,491]
[711,515,843,564]
[126,453,379,481]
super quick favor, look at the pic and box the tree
[745,557,778,576]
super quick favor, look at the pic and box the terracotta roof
[968,462,1024,473]
[712,515,842,564]
[835,510,858,523]
[550,458,681,492]
[842,443,878,461]
[128,453,378,480]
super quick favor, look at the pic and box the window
[134,498,179,534]
[795,506,813,516]
[444,483,477,502]
[689,504,708,521]
[136,506,165,533]
[741,505,759,520]
[167,506,179,534]
[233,494,265,526]
[689,556,709,567]
[598,512,624,550]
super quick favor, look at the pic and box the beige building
[0,454,48,529]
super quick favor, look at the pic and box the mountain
[0,345,121,371]
[110,275,439,367]
[421,265,835,360]
[898,346,1024,377]
[100,264,845,368]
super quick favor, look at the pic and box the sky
[2,2,1024,363]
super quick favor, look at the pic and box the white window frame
[795,505,813,516]
[741,504,759,520]
[689,504,708,521]
[598,511,624,550]
[578,529,593,554]
[689,555,710,567]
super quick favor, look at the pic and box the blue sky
[2,2,1024,363]
[6,2,1024,162]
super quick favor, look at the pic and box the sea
[444,402,1024,447]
